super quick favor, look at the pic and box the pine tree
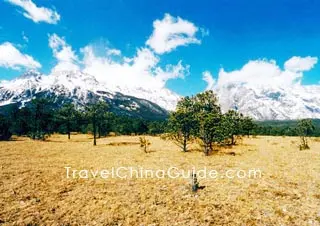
[168,96,197,152]
[56,103,78,139]
[240,116,256,137]
[221,110,242,145]
[29,98,54,140]
[296,119,314,150]
[86,101,109,146]
[193,91,222,156]
[0,114,12,141]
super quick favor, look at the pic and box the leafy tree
[56,103,79,139]
[9,106,32,136]
[148,120,167,135]
[168,96,197,152]
[241,116,256,137]
[0,114,12,141]
[296,119,315,150]
[98,112,115,137]
[29,98,54,140]
[86,101,109,145]
[193,90,222,155]
[221,110,242,145]
[132,120,148,135]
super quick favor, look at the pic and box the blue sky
[0,0,320,96]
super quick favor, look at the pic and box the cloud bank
[203,56,318,89]
[0,42,41,70]
[49,34,80,73]
[79,44,189,89]
[47,13,202,89]
[6,0,60,24]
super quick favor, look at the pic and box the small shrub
[314,138,320,142]
[160,133,170,140]
[139,137,151,153]
[296,119,314,151]
[28,131,49,141]
[299,137,310,150]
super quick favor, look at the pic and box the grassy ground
[0,135,319,225]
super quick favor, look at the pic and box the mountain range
[216,83,320,120]
[0,70,320,120]
[0,70,176,120]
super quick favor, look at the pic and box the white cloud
[202,71,215,90]
[81,45,188,89]
[284,56,318,72]
[6,0,60,24]
[146,13,201,54]
[203,56,318,90]
[45,14,200,89]
[48,34,80,73]
[0,42,41,70]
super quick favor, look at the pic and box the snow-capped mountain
[216,83,320,120]
[1,70,319,121]
[0,70,180,119]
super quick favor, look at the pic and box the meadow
[0,135,319,225]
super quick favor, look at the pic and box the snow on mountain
[216,83,320,120]
[2,70,319,121]
[110,85,180,111]
[0,70,178,119]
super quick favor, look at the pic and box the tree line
[253,120,320,137]
[0,91,318,148]
[0,99,166,144]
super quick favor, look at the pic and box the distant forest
[255,120,320,137]
[0,97,320,141]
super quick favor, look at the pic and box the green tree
[9,106,32,136]
[193,90,222,156]
[29,98,54,140]
[168,96,197,152]
[56,103,78,139]
[241,116,256,137]
[221,110,242,145]
[86,101,109,146]
[0,114,12,141]
[148,120,166,135]
[296,119,315,150]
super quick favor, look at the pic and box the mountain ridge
[1,70,320,121]
[0,70,174,120]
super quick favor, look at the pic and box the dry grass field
[0,135,319,225]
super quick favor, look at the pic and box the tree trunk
[204,143,210,156]
[67,121,71,140]
[93,116,97,146]
[183,136,187,152]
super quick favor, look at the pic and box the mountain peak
[18,70,42,80]
[0,70,179,119]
